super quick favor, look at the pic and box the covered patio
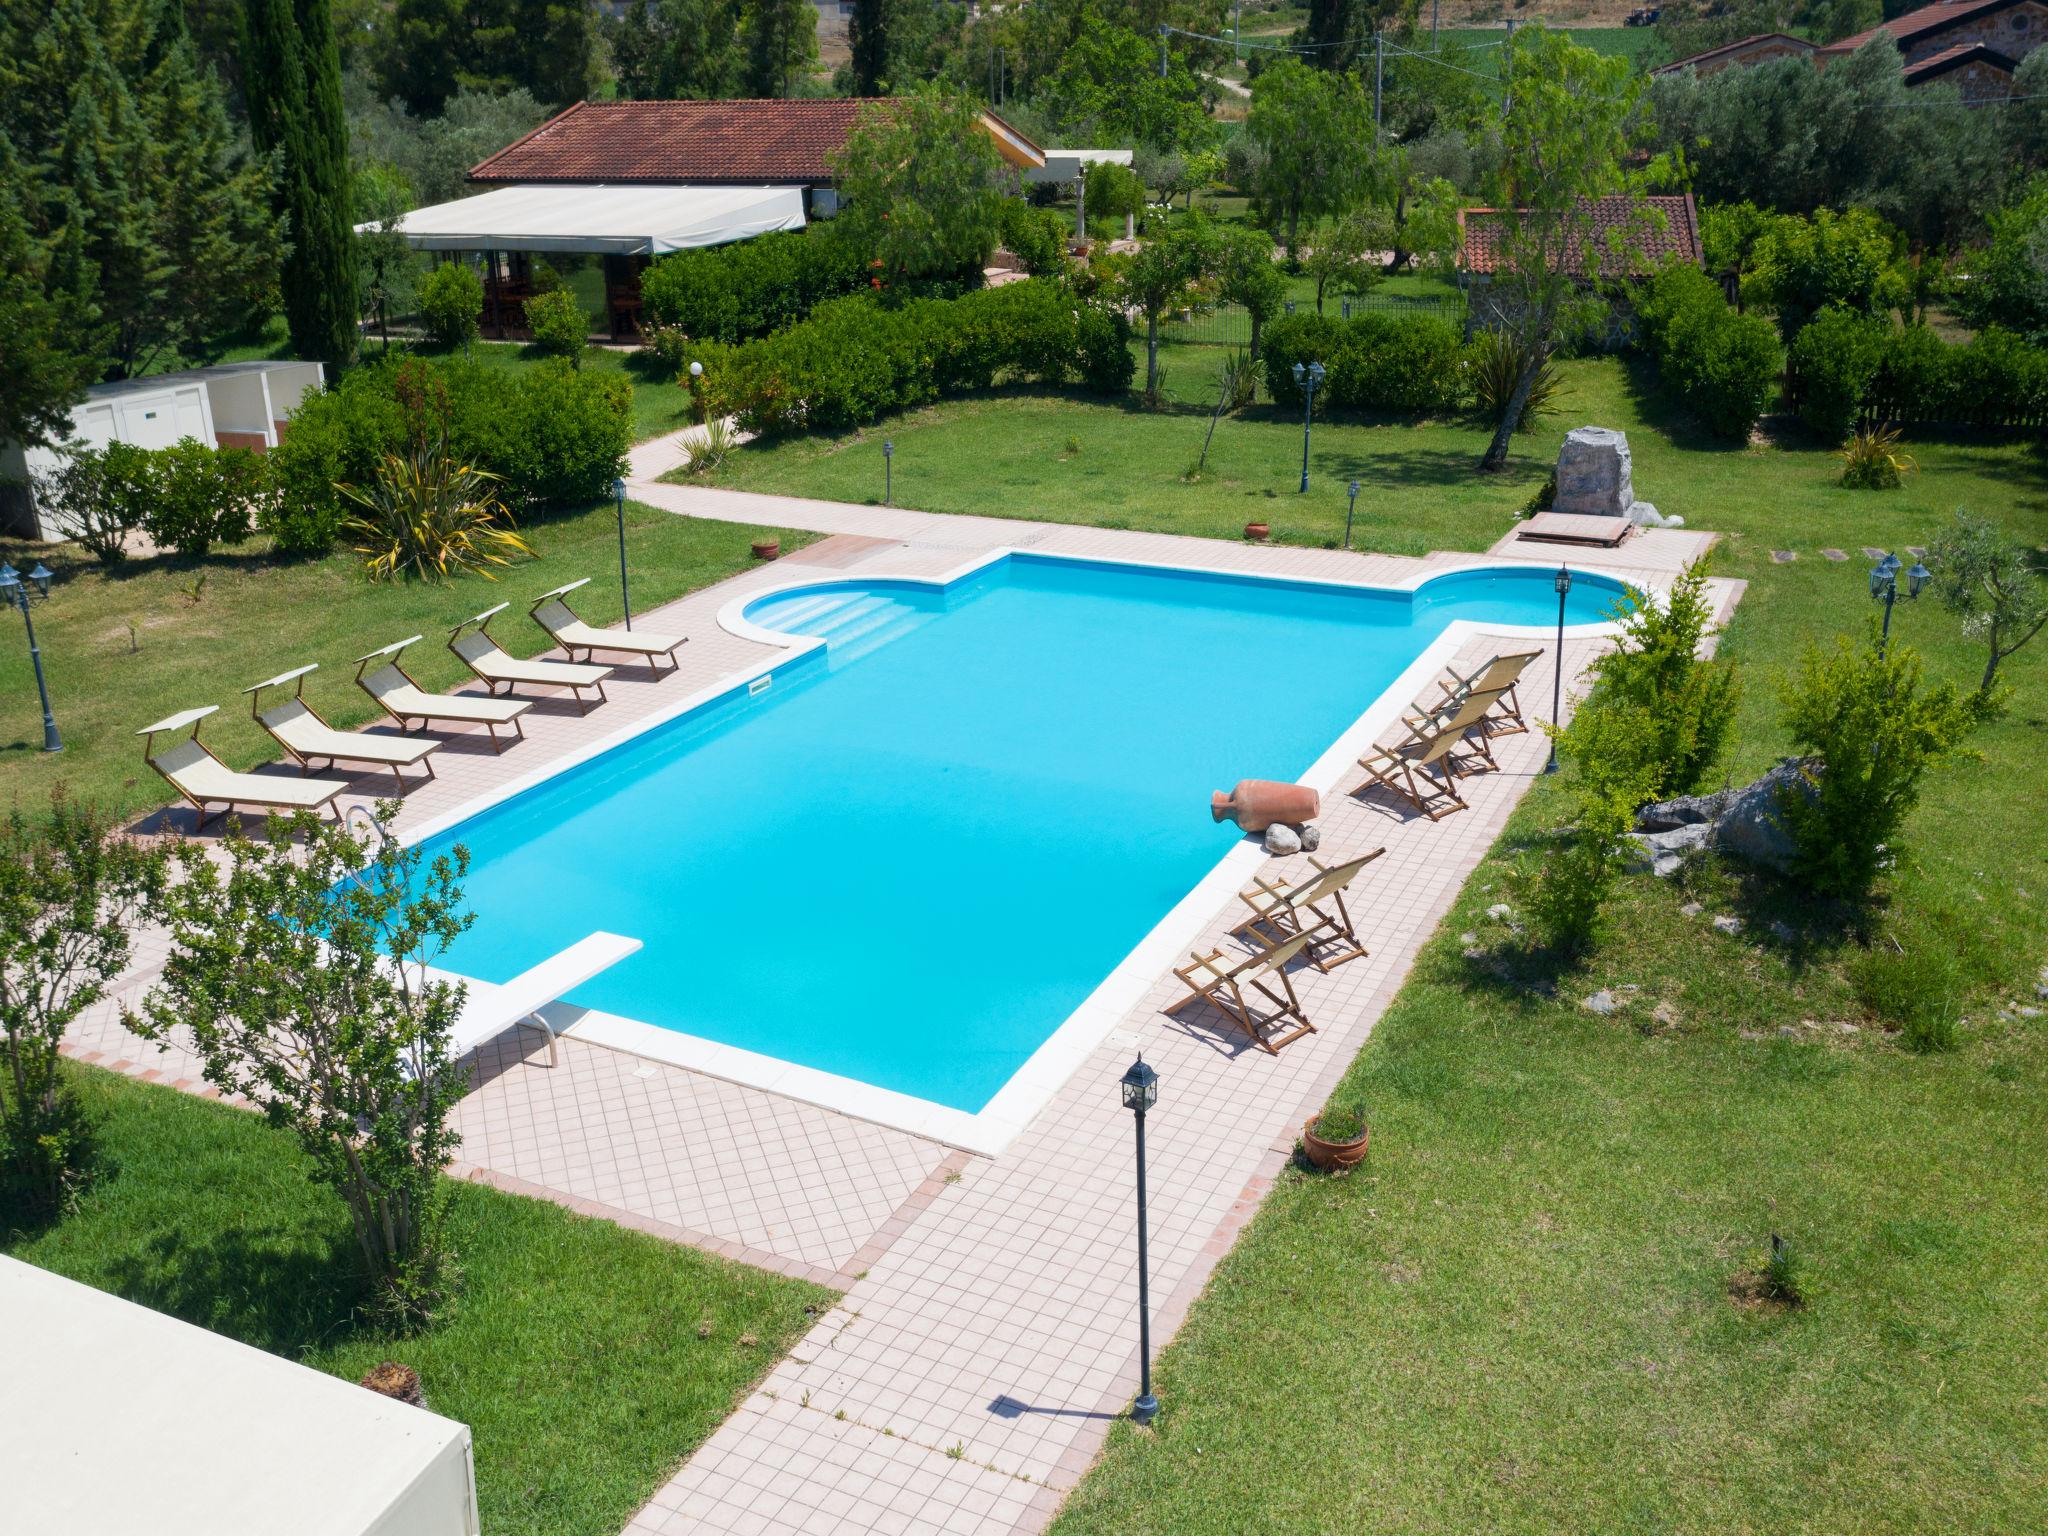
[375,183,807,340]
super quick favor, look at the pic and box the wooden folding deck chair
[449,605,612,713]
[1356,687,1507,822]
[139,706,349,833]
[244,663,441,792]
[355,636,533,752]
[529,579,687,673]
[1163,928,1318,1054]
[1234,848,1386,973]
[1406,649,1541,738]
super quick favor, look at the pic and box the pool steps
[747,589,939,666]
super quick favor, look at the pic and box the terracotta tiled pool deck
[66,470,1743,1535]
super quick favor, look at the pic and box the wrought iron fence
[1157,293,1467,348]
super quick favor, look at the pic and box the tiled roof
[1902,38,2020,78]
[1459,194,1703,278]
[1818,0,2022,56]
[1651,32,1816,75]
[470,99,889,185]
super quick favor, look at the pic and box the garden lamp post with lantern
[1547,564,1571,772]
[1292,361,1325,493]
[0,562,61,753]
[1870,550,1931,655]
[1119,1055,1160,1424]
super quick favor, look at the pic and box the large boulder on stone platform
[1554,426,1635,517]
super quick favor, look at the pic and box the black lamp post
[0,563,61,753]
[1344,479,1360,550]
[611,477,633,630]
[883,439,894,507]
[1547,564,1571,773]
[1869,550,1930,656]
[1119,1054,1160,1424]
[1292,361,1325,493]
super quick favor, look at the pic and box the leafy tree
[1,800,162,1221]
[346,82,552,210]
[134,806,472,1329]
[834,88,1011,281]
[1216,223,1285,362]
[247,0,360,369]
[1118,211,1222,400]
[0,137,101,449]
[1472,25,1657,472]
[849,0,889,94]
[1082,160,1147,240]
[1036,20,1216,155]
[1247,59,1380,260]
[1747,205,1910,338]
[742,0,820,97]
[418,261,483,349]
[610,0,743,100]
[1930,511,2048,697]
[378,0,596,115]
[1954,176,2048,344]
[1304,210,1384,315]
[1,0,280,380]
[1777,629,1976,903]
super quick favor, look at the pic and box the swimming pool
[415,552,1631,1148]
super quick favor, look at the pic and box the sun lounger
[529,579,686,673]
[355,636,533,752]
[1234,848,1385,973]
[139,706,349,832]
[1356,687,1507,821]
[449,604,611,712]
[244,663,440,792]
[1405,649,1540,738]
[447,931,642,1067]
[1163,928,1318,1053]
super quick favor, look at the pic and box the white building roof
[368,182,807,256]
[0,1256,480,1536]
[1025,148,1136,184]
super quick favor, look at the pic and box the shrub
[1787,305,1885,441]
[339,443,532,583]
[1263,313,1344,408]
[523,287,587,365]
[1748,206,1911,339]
[267,370,408,557]
[1837,423,1915,490]
[1636,263,1782,440]
[140,437,272,557]
[639,226,875,345]
[1582,557,1740,798]
[1074,304,1136,395]
[30,442,155,564]
[1263,312,1466,415]
[1001,200,1070,277]
[1519,785,1639,959]
[1470,329,1561,432]
[1777,630,1977,902]
[418,262,483,349]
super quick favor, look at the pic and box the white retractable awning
[366,183,807,256]
[1025,148,1135,185]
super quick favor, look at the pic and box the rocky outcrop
[1626,758,1817,877]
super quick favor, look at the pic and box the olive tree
[1930,510,2048,697]
[1118,212,1222,403]
[132,805,472,1328]
[0,799,163,1220]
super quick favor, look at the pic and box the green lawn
[0,505,816,824]
[5,1066,830,1536]
[694,355,2048,1530]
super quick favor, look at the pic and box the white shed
[0,360,326,541]
[0,1256,482,1536]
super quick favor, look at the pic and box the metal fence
[1157,293,1466,349]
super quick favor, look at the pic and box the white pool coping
[409,548,1650,1156]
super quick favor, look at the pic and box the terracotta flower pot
[1211,778,1320,832]
[751,538,780,561]
[1301,1115,1370,1171]
[1244,522,1271,541]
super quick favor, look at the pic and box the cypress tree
[245,0,358,367]
[848,0,888,96]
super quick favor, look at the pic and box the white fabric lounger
[449,604,612,713]
[355,636,532,752]
[447,931,643,1067]
[530,579,687,672]
[139,706,349,832]
[244,663,441,791]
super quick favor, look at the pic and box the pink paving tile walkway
[68,461,1743,1534]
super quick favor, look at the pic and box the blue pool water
[419,555,1627,1112]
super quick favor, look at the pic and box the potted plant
[1244,521,1271,541]
[1301,1103,1369,1170]
[751,537,781,560]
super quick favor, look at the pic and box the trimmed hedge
[1636,264,1783,441]
[1787,306,1886,440]
[696,281,1134,435]
[1263,312,1469,415]
[267,355,631,556]
[1786,307,2048,439]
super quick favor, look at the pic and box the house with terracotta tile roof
[1458,194,1704,342]
[1815,0,2048,93]
[1652,31,1819,77]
